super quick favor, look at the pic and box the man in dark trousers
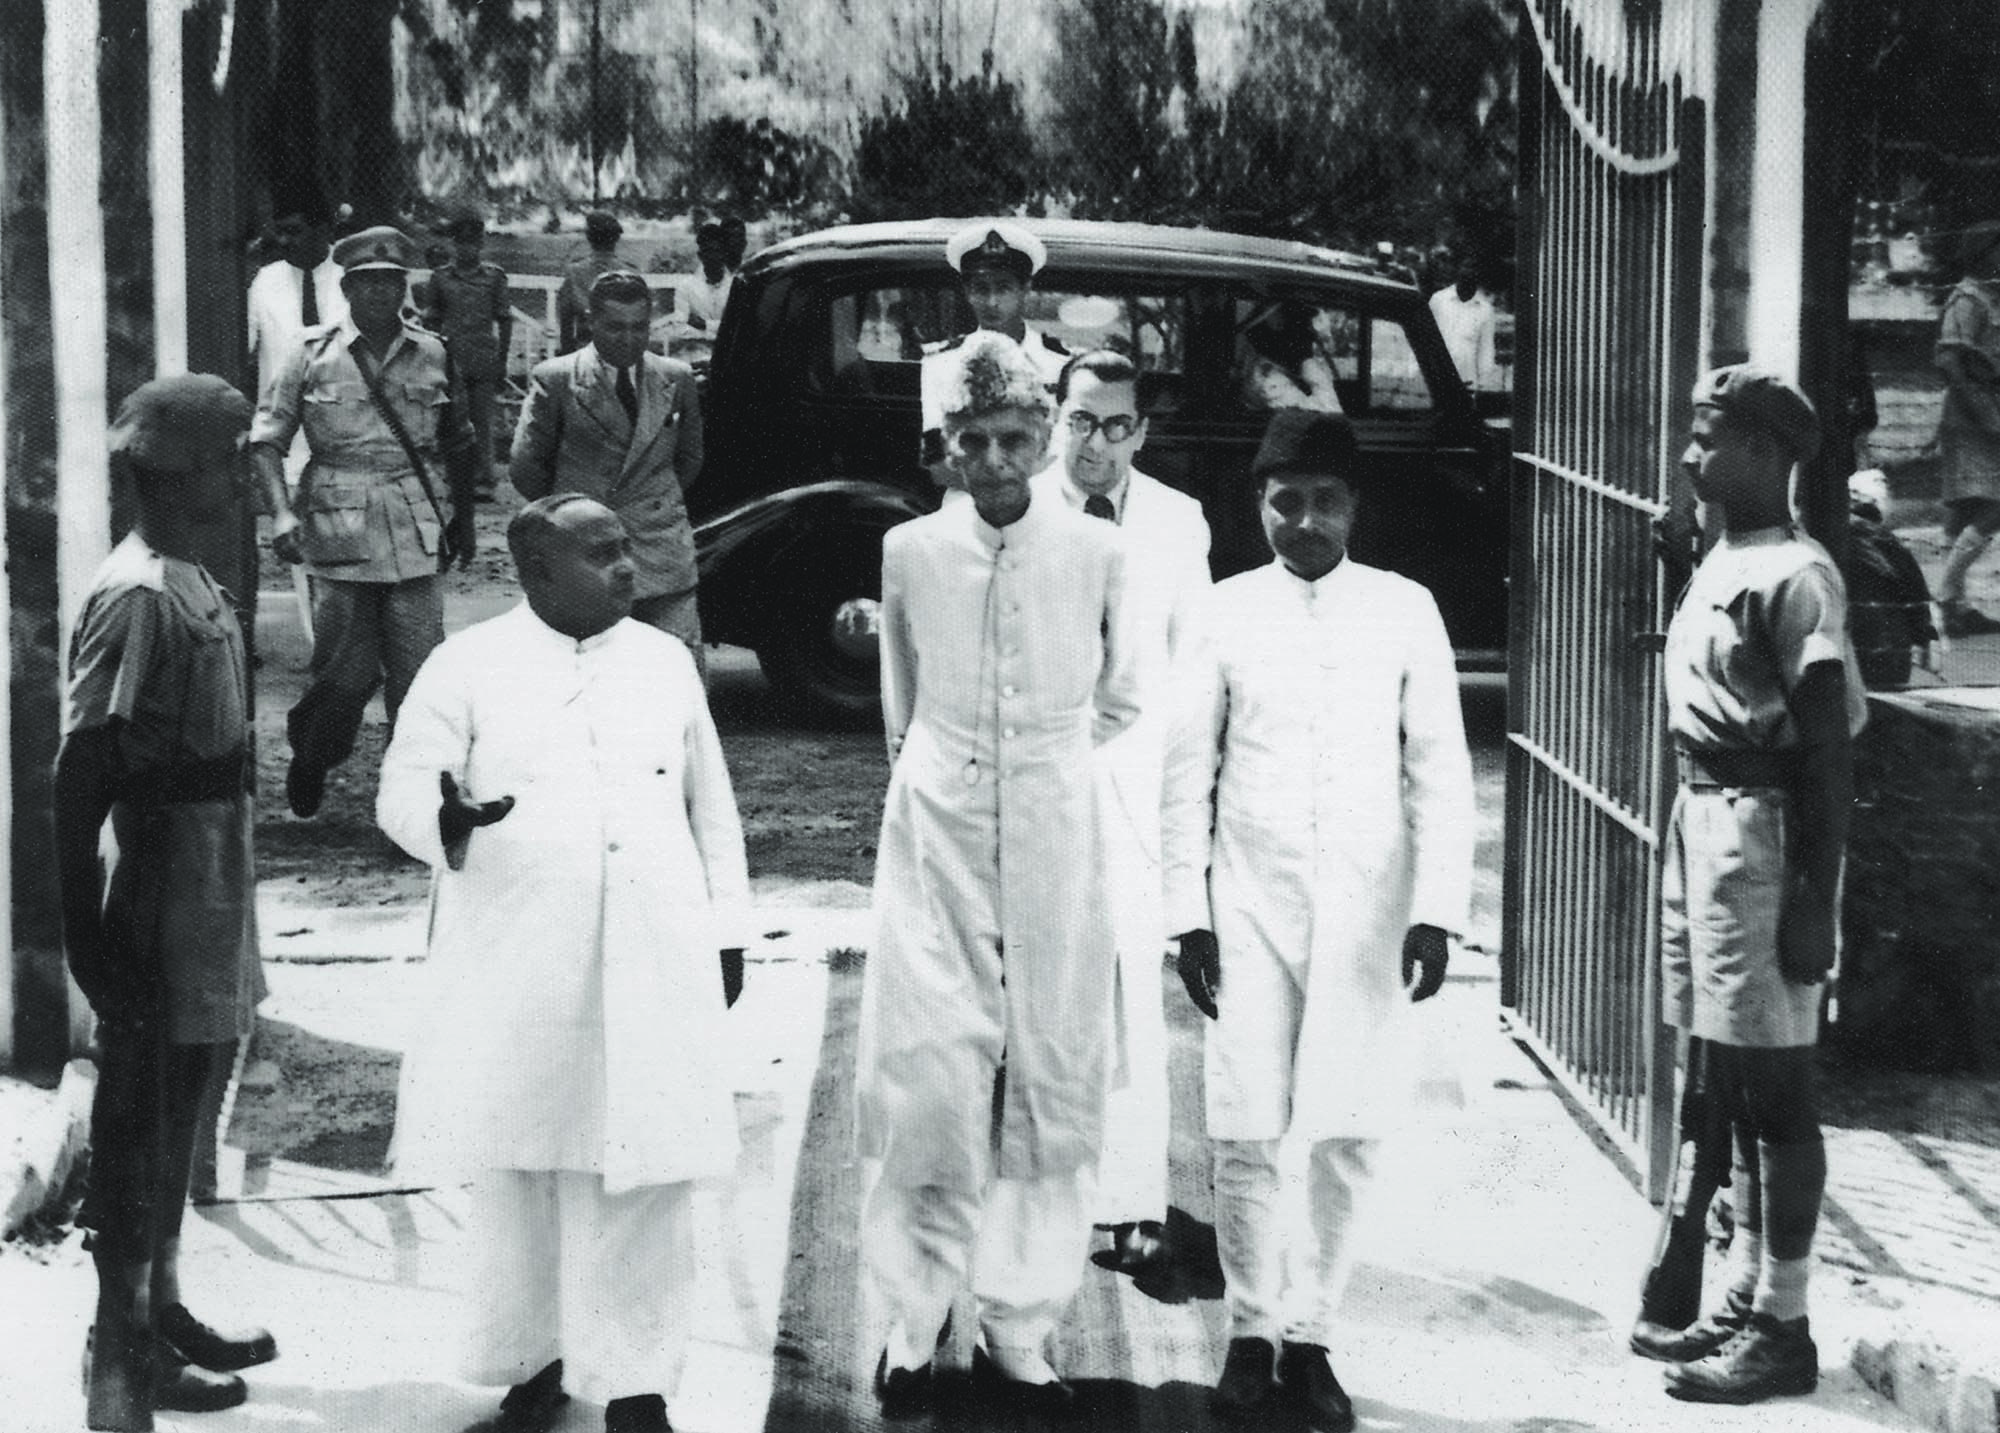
[510,269,706,675]
[56,376,280,1429]
[1639,366,1866,1405]
[253,225,478,819]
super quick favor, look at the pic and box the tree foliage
[851,61,1039,221]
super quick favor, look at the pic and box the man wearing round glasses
[1033,350,1212,1278]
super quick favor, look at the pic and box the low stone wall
[1840,692,2000,1072]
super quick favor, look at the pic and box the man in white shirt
[1427,252,1499,395]
[1030,349,1210,1276]
[378,494,749,1433]
[1163,410,1476,1433]
[247,197,348,453]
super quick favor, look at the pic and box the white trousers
[1212,1136,1379,1347]
[1097,955,1172,1227]
[461,1170,696,1406]
[861,1161,1097,1362]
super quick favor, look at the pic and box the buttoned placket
[560,636,621,862]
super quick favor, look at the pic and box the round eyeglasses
[1064,411,1140,443]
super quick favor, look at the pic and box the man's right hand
[271,518,304,566]
[438,771,515,871]
[1175,929,1221,1019]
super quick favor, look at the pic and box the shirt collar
[339,315,409,365]
[1274,554,1350,603]
[519,602,622,654]
[1058,470,1129,521]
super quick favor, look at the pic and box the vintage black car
[688,218,1508,718]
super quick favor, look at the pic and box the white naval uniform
[1162,558,1475,1344]
[378,604,749,1404]
[1032,464,1211,1228]
[858,491,1141,1359]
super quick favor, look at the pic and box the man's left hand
[446,509,477,570]
[720,948,745,1008]
[1402,923,1450,1002]
[1777,874,1836,984]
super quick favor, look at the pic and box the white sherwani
[858,491,1141,1357]
[378,603,748,1403]
[1032,464,1210,1226]
[1163,557,1475,1346]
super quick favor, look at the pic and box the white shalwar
[378,604,749,1404]
[1032,464,1211,1227]
[859,493,1140,1359]
[1163,558,1475,1344]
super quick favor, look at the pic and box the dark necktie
[616,364,639,424]
[299,266,318,327]
[1084,493,1116,522]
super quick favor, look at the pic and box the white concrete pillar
[151,0,189,376]
[1745,0,1820,379]
[0,79,13,1068]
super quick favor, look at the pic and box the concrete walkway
[0,888,1939,1433]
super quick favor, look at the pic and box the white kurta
[858,493,1142,1189]
[379,603,749,1193]
[1163,559,1476,1141]
[1032,464,1210,1221]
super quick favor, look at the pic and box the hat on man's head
[946,221,1046,279]
[332,225,417,273]
[584,210,623,246]
[108,374,253,474]
[1251,408,1360,484]
[443,208,485,242]
[1691,365,1820,464]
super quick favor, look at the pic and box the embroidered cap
[1691,365,1820,464]
[945,221,1046,278]
[108,374,253,473]
[331,225,418,273]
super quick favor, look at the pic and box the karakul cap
[946,221,1046,278]
[1251,408,1360,483]
[108,374,253,473]
[1691,364,1820,463]
[331,225,417,272]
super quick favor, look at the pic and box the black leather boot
[1210,1336,1277,1421]
[1664,1311,1818,1403]
[158,1302,278,1372]
[152,1338,248,1413]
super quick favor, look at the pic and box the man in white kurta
[1163,410,1475,1433]
[378,495,748,1433]
[858,332,1141,1417]
[1030,349,1210,1273]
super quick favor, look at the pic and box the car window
[815,279,1186,413]
[1231,298,1435,419]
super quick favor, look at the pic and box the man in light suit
[1030,348,1210,1275]
[511,270,707,673]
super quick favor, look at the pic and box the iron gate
[1504,0,1707,1200]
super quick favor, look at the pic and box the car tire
[754,541,884,726]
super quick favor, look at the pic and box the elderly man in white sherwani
[1030,348,1211,1274]
[858,331,1142,1420]
[379,494,748,1433]
[1163,410,1476,1433]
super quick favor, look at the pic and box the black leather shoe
[157,1303,277,1372]
[1278,1341,1356,1433]
[1944,601,2000,637]
[1664,1312,1818,1404]
[1630,1289,1752,1363]
[468,1359,568,1433]
[152,1340,247,1413]
[874,1350,933,1420]
[1096,1220,1171,1275]
[285,758,326,819]
[605,1392,671,1432]
[970,1345,1080,1421]
[1211,1336,1278,1421]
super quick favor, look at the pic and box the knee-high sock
[1725,1128,1763,1304]
[1640,1044,1732,1326]
[1754,1138,1827,1321]
[1940,526,1995,604]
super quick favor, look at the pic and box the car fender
[693,480,929,648]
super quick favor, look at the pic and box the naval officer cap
[108,373,253,473]
[332,225,418,273]
[946,221,1046,279]
[1691,364,1820,464]
[1251,408,1361,485]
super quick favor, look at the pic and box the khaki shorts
[1661,786,1821,1048]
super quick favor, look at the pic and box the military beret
[1251,408,1360,484]
[584,210,623,245]
[108,374,253,473]
[946,221,1045,278]
[1691,365,1820,463]
[332,225,417,273]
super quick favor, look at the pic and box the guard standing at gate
[1637,366,1866,1406]
[253,225,478,820]
[56,375,280,1430]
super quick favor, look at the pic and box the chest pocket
[302,484,376,565]
[398,378,450,449]
[164,586,247,758]
[301,380,377,448]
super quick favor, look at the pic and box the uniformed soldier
[56,375,279,1430]
[424,208,512,500]
[1635,366,1866,1406]
[919,221,1069,484]
[253,224,479,819]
